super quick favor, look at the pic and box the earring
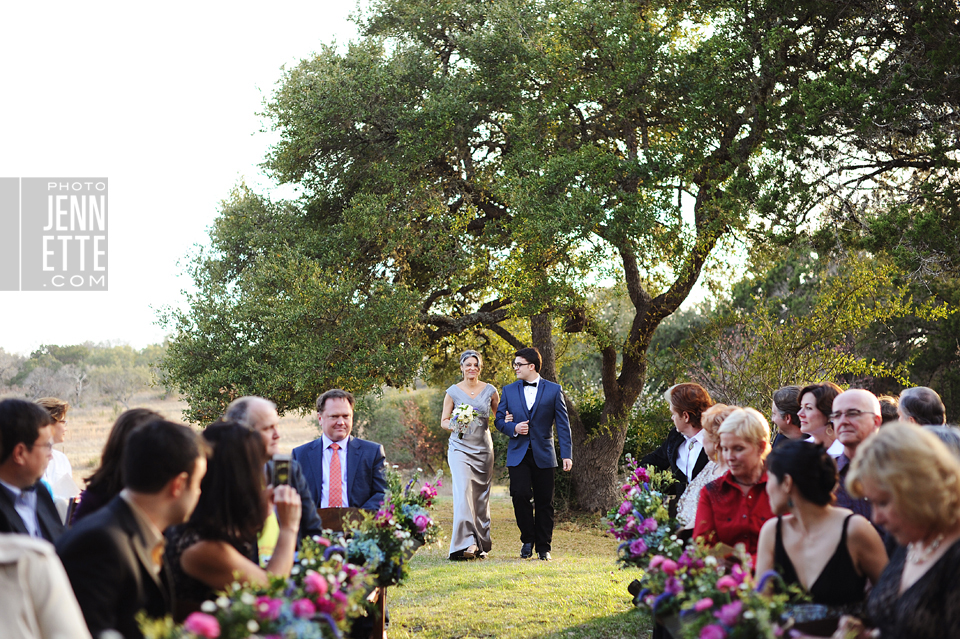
[787,497,794,508]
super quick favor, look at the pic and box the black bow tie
[21,484,37,493]
[523,381,538,387]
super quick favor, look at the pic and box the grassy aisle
[387,489,651,638]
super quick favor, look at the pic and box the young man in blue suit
[495,347,573,560]
[293,389,387,510]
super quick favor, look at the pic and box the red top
[693,470,774,556]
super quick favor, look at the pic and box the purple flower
[413,514,431,533]
[714,601,743,627]
[664,576,684,595]
[618,500,632,515]
[699,624,727,639]
[643,517,658,532]
[183,612,220,638]
[291,598,317,618]
[634,467,650,483]
[629,539,648,557]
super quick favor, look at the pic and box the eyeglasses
[829,409,877,421]
[33,442,54,451]
[512,361,532,369]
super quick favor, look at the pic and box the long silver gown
[446,383,496,556]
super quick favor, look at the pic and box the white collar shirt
[675,429,705,482]
[0,478,41,539]
[523,375,541,411]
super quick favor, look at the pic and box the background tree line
[159,0,960,511]
[0,342,166,409]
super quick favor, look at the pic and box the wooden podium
[316,507,386,638]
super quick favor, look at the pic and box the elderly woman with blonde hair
[693,407,774,556]
[836,422,960,639]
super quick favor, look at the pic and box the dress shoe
[463,544,478,559]
[520,542,533,559]
[538,551,552,561]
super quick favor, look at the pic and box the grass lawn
[387,488,652,638]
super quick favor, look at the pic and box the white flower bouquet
[451,403,479,439]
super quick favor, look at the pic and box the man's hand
[515,420,529,436]
[562,458,573,472]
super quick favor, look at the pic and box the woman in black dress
[839,422,960,639]
[755,441,887,623]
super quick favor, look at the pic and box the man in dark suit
[494,347,573,561]
[57,419,207,639]
[224,396,323,537]
[642,383,712,517]
[293,389,387,510]
[0,399,64,542]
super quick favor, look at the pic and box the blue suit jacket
[495,378,572,468]
[292,436,387,510]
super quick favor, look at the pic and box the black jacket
[641,428,709,501]
[0,481,64,542]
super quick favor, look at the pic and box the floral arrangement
[346,466,442,587]
[634,543,797,639]
[605,455,682,566]
[139,536,373,639]
[450,403,479,439]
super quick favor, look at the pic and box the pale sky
[0,1,358,355]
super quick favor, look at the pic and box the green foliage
[354,388,445,469]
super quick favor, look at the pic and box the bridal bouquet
[450,403,478,439]
[346,466,442,587]
[605,455,682,567]
[139,536,372,639]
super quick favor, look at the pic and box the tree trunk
[530,313,557,382]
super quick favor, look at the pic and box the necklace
[462,382,483,396]
[731,474,760,487]
[907,533,945,564]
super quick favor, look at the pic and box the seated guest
[72,408,162,524]
[57,419,207,639]
[897,386,946,425]
[771,386,804,448]
[0,533,92,639]
[677,403,737,530]
[0,399,63,543]
[877,395,899,424]
[830,389,882,519]
[693,407,774,556]
[642,383,714,516]
[37,397,80,523]
[798,382,844,457]
[756,441,887,616]
[223,396,322,539]
[166,423,302,619]
[841,422,960,638]
[293,389,387,510]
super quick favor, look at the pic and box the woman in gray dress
[440,350,499,560]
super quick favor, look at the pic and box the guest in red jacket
[694,407,774,557]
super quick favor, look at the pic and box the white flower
[201,601,217,613]
[216,596,230,608]
[704,556,718,566]
[417,467,423,472]
[743,611,755,620]
[393,464,399,469]
[240,592,256,605]
[247,619,260,632]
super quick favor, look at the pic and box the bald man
[224,397,323,539]
[831,389,883,518]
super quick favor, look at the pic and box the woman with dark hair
[755,441,886,622]
[440,349,499,560]
[165,423,301,618]
[771,386,803,448]
[71,408,162,524]
[798,382,843,457]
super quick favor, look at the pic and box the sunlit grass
[386,492,651,638]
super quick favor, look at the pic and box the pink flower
[291,598,317,618]
[643,517,658,532]
[661,559,678,575]
[699,624,727,639]
[183,612,220,638]
[255,596,282,621]
[314,536,331,547]
[649,555,666,570]
[622,483,633,493]
[629,539,648,557]
[716,575,739,592]
[634,467,650,483]
[414,514,431,533]
[304,571,328,596]
[618,501,632,515]
[714,601,743,626]
[694,597,714,612]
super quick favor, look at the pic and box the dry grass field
[56,392,324,488]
